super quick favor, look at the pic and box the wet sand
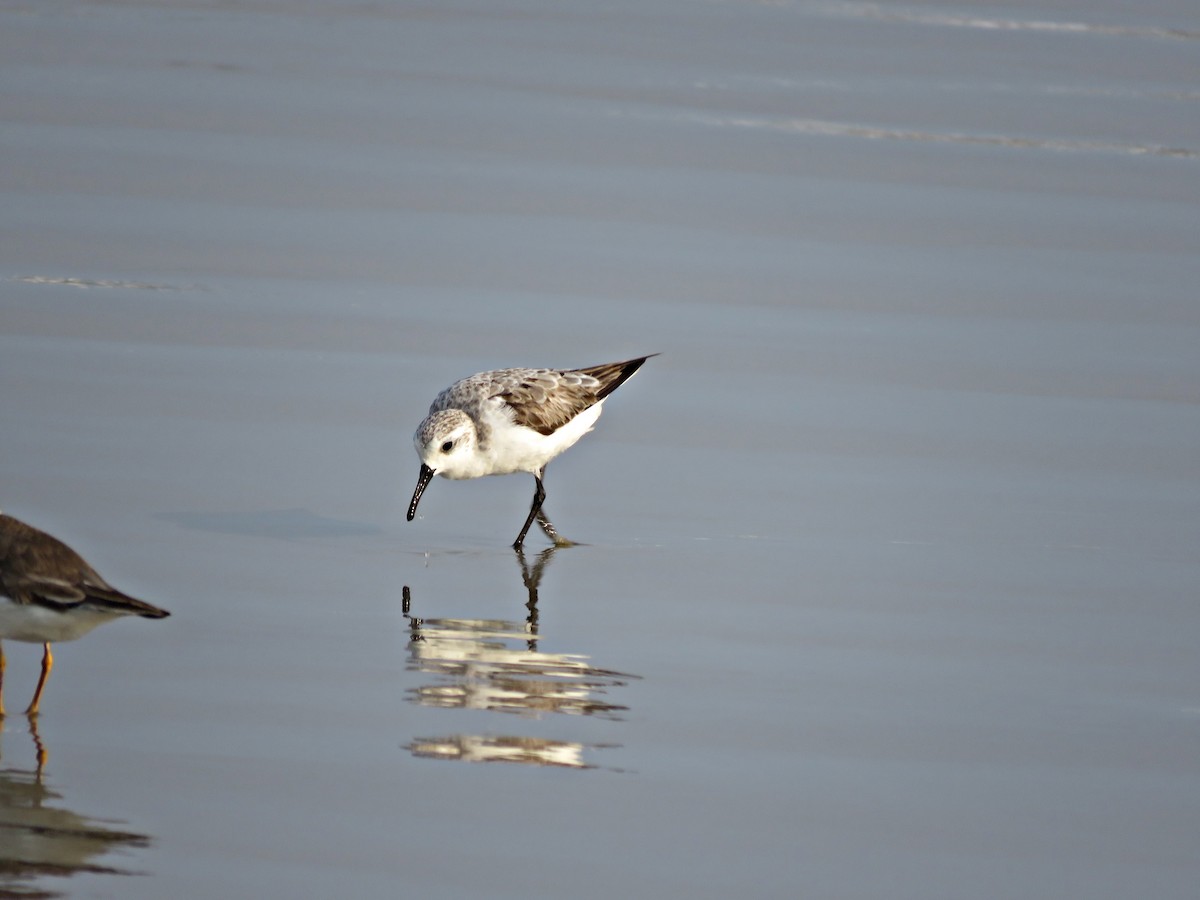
[1,1,1198,896]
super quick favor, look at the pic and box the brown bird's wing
[0,514,169,618]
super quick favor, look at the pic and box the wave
[660,110,1198,158]
[817,2,1200,41]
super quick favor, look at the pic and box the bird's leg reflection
[28,714,47,779]
[515,546,557,649]
[0,709,50,780]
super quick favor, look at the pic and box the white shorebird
[407,354,656,549]
[0,512,170,716]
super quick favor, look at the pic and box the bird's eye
[440,440,454,453]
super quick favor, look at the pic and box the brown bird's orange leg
[25,643,53,717]
[0,643,6,718]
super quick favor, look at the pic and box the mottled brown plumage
[490,358,651,437]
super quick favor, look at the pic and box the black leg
[513,471,547,550]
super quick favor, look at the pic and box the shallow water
[1,0,1198,897]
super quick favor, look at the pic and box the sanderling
[0,512,170,716]
[407,354,656,549]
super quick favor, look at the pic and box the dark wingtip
[591,353,659,401]
[83,583,171,619]
[126,595,170,618]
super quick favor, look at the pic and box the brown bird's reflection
[0,720,152,897]
[402,548,638,769]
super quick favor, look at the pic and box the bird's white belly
[481,403,603,476]
[0,600,115,643]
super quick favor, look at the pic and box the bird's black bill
[407,463,435,521]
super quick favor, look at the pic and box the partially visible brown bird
[0,512,169,716]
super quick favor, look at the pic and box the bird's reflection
[402,548,638,769]
[0,720,151,897]
[408,734,618,769]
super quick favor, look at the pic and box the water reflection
[0,720,151,897]
[408,735,615,769]
[402,548,637,769]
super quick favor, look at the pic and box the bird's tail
[575,354,659,401]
